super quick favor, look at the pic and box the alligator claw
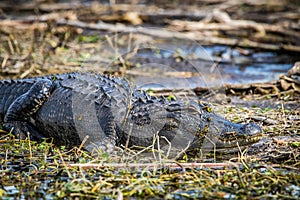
[5,121,29,139]
[5,121,45,141]
[85,139,115,155]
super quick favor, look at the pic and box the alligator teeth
[228,140,231,145]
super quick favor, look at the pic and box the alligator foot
[5,121,45,141]
[85,138,116,155]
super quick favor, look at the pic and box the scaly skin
[0,72,262,154]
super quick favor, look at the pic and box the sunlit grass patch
[1,130,300,199]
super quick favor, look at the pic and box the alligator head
[120,98,263,157]
[158,101,263,155]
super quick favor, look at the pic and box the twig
[61,162,239,169]
[170,20,299,40]
[1,13,299,53]
[270,164,300,172]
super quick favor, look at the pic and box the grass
[0,100,299,199]
[1,136,299,199]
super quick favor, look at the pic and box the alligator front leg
[84,107,118,154]
[4,79,54,140]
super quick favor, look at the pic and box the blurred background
[0,0,299,90]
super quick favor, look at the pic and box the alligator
[0,72,262,155]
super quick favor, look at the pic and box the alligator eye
[202,106,212,113]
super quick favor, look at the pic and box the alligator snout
[241,123,262,136]
[208,120,263,151]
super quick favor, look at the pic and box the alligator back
[34,73,133,146]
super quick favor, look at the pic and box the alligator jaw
[211,122,263,151]
[161,101,264,154]
[214,133,263,150]
[192,120,263,153]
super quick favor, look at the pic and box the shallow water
[102,37,299,90]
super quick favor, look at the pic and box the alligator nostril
[243,123,262,136]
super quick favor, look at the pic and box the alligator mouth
[192,122,264,153]
[187,133,263,154]
[214,133,263,149]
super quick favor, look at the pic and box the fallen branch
[55,19,300,53]
[170,20,299,41]
[0,2,209,21]
[62,162,239,170]
[0,8,299,52]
